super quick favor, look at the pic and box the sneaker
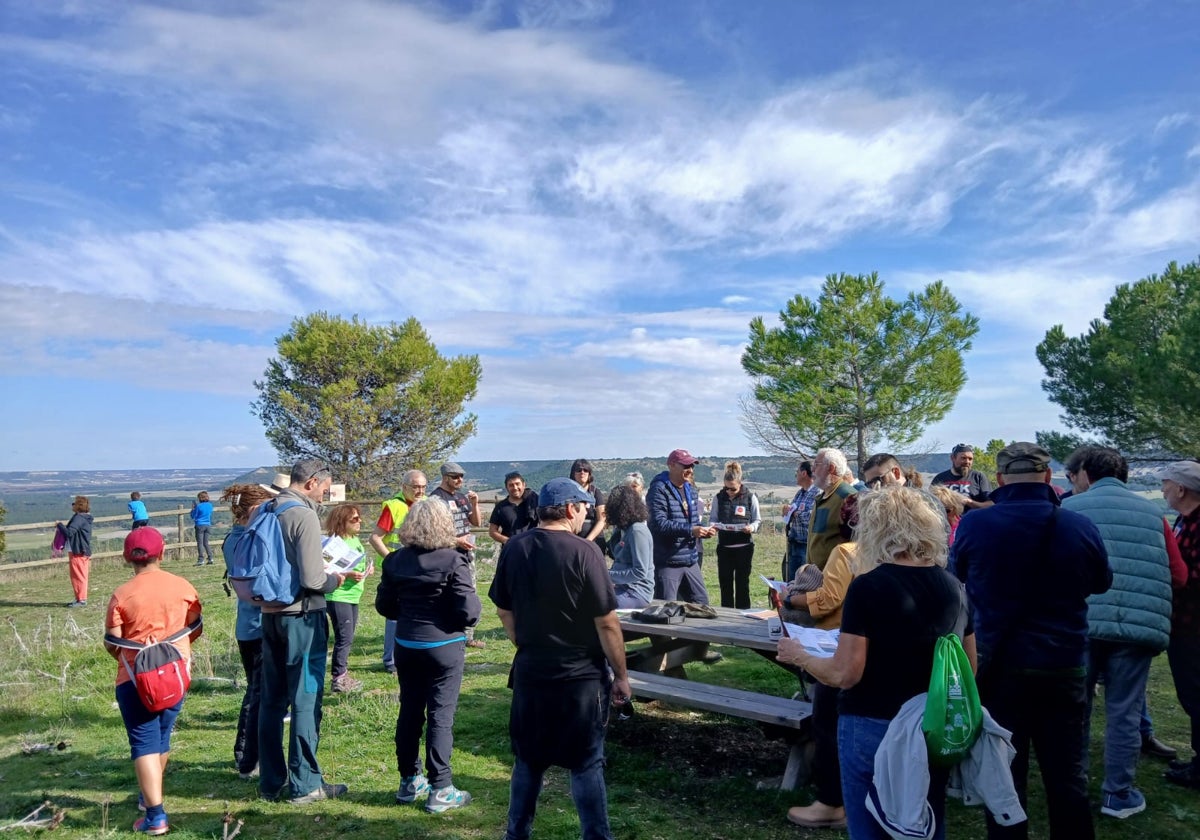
[132,813,169,835]
[331,675,363,693]
[395,774,431,803]
[66,600,87,608]
[465,639,486,649]
[204,559,214,565]
[238,765,259,781]
[1100,788,1146,819]
[700,649,724,665]
[425,784,471,813]
[289,782,348,805]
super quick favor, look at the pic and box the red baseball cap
[667,449,700,467]
[124,527,165,562]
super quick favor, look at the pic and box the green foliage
[1035,430,1105,465]
[0,499,6,554]
[971,438,1009,478]
[253,313,481,493]
[741,273,979,469]
[1037,258,1200,459]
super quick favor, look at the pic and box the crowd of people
[74,443,1200,839]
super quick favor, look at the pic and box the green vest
[379,496,411,552]
[1062,477,1172,651]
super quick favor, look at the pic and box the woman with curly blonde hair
[375,498,481,813]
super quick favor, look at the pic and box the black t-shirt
[931,469,992,503]
[838,563,972,720]
[489,488,539,537]
[488,528,617,681]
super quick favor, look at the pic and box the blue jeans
[614,588,650,609]
[504,752,612,840]
[1086,640,1153,794]
[838,714,947,840]
[786,540,807,580]
[382,619,397,668]
[654,564,709,604]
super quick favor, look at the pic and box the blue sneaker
[1100,788,1146,819]
[396,774,431,803]
[425,784,471,813]
[132,813,169,835]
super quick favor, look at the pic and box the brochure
[321,535,365,574]
[759,574,789,594]
[781,625,841,658]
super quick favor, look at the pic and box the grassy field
[2,531,1199,839]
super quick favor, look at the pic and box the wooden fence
[0,497,505,573]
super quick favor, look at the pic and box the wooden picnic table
[618,603,814,789]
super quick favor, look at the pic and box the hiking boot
[465,639,486,649]
[194,559,205,566]
[331,675,363,693]
[1166,762,1200,789]
[700,649,723,665]
[1100,788,1146,819]
[133,813,169,835]
[1142,734,1178,760]
[289,782,348,805]
[395,774,431,803]
[238,765,259,781]
[425,784,471,813]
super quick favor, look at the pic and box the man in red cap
[647,449,715,605]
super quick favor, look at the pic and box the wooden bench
[627,671,814,789]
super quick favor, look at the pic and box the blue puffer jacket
[647,471,701,568]
[1062,477,1172,651]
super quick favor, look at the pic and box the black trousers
[810,680,843,807]
[715,543,755,609]
[979,668,1090,840]
[395,642,465,789]
[234,638,262,774]
[326,601,358,679]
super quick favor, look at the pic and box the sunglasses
[865,476,885,489]
[348,516,361,522]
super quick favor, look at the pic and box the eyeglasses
[445,474,464,480]
[407,483,427,490]
[865,476,885,489]
[348,516,361,522]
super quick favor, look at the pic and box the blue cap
[538,477,595,507]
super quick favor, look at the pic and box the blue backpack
[225,499,304,607]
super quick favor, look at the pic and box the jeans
[1086,640,1153,794]
[505,677,613,840]
[811,681,843,807]
[1169,633,1200,760]
[504,750,612,840]
[716,543,754,609]
[614,587,650,609]
[395,642,465,789]
[979,668,1092,840]
[786,540,807,581]
[326,602,358,680]
[194,525,211,562]
[234,638,262,774]
[654,564,710,604]
[259,611,329,799]
[383,619,397,669]
[838,714,948,840]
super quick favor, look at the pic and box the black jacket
[376,545,481,644]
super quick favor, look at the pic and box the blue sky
[2,1,1198,471]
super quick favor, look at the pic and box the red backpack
[105,619,202,712]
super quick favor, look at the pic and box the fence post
[177,509,186,555]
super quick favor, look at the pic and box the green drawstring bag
[922,587,982,767]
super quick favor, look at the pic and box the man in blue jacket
[951,441,1111,840]
[647,449,714,604]
[1063,446,1172,820]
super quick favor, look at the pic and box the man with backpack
[257,459,349,805]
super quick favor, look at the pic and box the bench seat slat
[628,672,812,729]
